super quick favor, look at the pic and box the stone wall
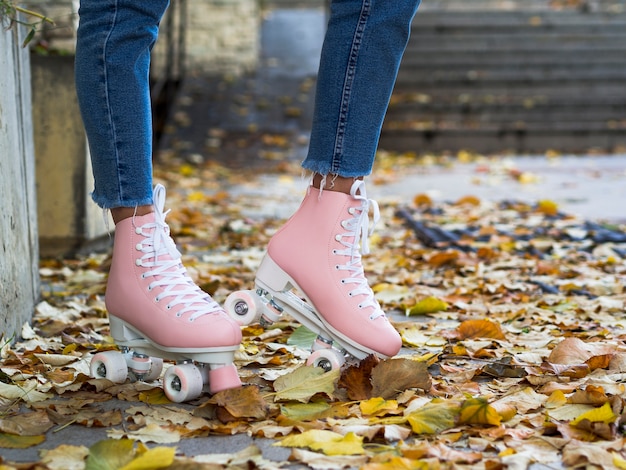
[0,18,40,341]
[26,0,260,75]
[183,0,260,75]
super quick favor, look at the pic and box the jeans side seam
[102,0,123,203]
[330,0,371,174]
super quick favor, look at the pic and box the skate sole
[255,255,387,360]
[108,316,239,365]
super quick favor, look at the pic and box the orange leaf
[457,319,506,340]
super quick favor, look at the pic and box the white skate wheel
[224,290,261,325]
[163,363,204,403]
[307,348,345,372]
[142,357,164,382]
[90,351,128,383]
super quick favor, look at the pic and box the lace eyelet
[176,312,182,318]
[135,243,142,250]
[135,259,142,266]
[147,285,153,291]
[135,227,142,234]
[155,296,160,302]
[166,305,172,310]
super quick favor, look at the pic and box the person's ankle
[111,205,154,225]
[312,174,363,194]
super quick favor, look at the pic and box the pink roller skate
[90,184,242,402]
[225,180,401,372]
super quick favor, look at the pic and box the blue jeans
[75,0,421,208]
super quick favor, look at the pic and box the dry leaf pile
[2,156,626,469]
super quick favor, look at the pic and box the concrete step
[412,10,626,28]
[401,53,626,68]
[397,67,626,84]
[380,2,626,153]
[379,126,626,154]
[386,103,626,124]
[405,33,626,50]
[392,80,626,98]
[419,0,626,12]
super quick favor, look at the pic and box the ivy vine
[0,1,53,46]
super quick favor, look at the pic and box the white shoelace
[334,181,384,320]
[134,184,223,321]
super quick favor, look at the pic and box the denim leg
[302,0,421,177]
[75,0,169,209]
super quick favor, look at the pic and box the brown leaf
[371,359,431,399]
[568,385,608,406]
[548,337,616,366]
[540,361,591,378]
[0,410,54,436]
[338,355,379,400]
[212,385,268,420]
[457,319,506,340]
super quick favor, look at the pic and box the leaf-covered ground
[2,153,626,469]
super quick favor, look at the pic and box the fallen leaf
[212,385,269,419]
[459,397,502,426]
[273,365,339,403]
[371,359,432,398]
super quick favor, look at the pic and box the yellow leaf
[537,199,558,216]
[280,401,331,421]
[571,401,616,426]
[119,447,176,470]
[406,400,460,434]
[362,456,430,469]
[186,191,207,202]
[0,432,45,449]
[62,343,78,355]
[311,432,365,456]
[498,448,516,457]
[86,439,135,470]
[273,366,339,403]
[139,388,172,405]
[277,429,365,455]
[360,397,399,417]
[406,297,448,316]
[459,398,501,426]
[546,390,568,409]
[613,452,626,469]
[277,429,342,448]
[178,164,195,176]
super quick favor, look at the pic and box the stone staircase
[379,0,626,154]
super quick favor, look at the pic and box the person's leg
[260,0,421,359]
[75,0,162,212]
[304,0,422,184]
[75,0,242,393]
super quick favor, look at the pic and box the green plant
[0,0,53,46]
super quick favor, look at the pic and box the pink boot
[257,180,401,359]
[98,184,242,398]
